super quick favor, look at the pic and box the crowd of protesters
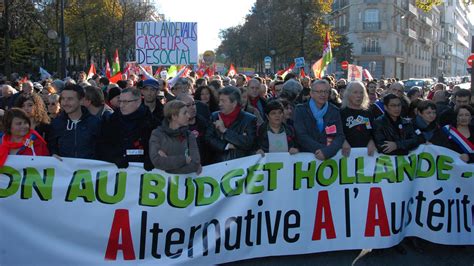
[0,70,472,175]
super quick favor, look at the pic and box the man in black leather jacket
[373,93,419,155]
[205,86,257,163]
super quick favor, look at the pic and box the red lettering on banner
[312,190,336,240]
[364,187,390,237]
[105,209,136,260]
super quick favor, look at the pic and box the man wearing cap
[139,79,164,128]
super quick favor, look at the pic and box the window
[364,9,379,22]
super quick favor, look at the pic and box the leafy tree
[216,0,348,72]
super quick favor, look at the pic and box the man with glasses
[294,79,344,160]
[97,88,154,170]
[177,93,211,165]
[373,93,419,155]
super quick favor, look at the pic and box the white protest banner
[1,145,473,265]
[135,21,198,66]
[348,64,363,81]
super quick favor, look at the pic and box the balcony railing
[405,28,418,40]
[420,37,432,46]
[362,47,381,54]
[408,3,418,17]
[423,17,433,26]
[363,22,381,31]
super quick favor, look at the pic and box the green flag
[321,32,333,74]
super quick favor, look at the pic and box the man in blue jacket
[294,79,344,160]
[48,84,101,159]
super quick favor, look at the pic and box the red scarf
[219,105,241,128]
[0,130,46,166]
[249,96,259,108]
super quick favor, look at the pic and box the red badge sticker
[325,125,337,135]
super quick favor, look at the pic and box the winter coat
[149,120,200,174]
[97,104,155,168]
[205,110,257,162]
[373,114,419,155]
[293,101,344,159]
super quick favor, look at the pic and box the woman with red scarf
[0,108,49,166]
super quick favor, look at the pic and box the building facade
[330,0,473,79]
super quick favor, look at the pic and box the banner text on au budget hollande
[0,145,473,265]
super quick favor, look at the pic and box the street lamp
[60,0,66,79]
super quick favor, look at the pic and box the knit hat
[52,79,65,91]
[142,79,160,90]
[108,87,121,102]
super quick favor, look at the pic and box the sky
[156,0,256,54]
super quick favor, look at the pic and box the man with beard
[48,84,101,159]
[139,79,164,128]
[97,88,154,170]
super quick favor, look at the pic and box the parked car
[402,78,434,92]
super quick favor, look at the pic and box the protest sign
[0,145,473,265]
[348,64,363,81]
[135,21,198,66]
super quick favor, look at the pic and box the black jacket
[373,114,419,155]
[205,110,257,162]
[97,104,155,168]
[48,107,101,159]
[188,114,212,165]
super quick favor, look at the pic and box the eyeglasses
[387,104,402,108]
[312,90,330,95]
[48,102,58,106]
[118,99,140,104]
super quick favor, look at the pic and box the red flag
[204,67,213,77]
[300,68,307,78]
[227,64,237,77]
[87,63,96,80]
[312,58,323,79]
[109,71,122,83]
[180,66,191,77]
[277,63,295,77]
[281,63,295,78]
[105,60,111,79]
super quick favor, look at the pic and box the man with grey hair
[388,81,409,117]
[205,86,257,162]
[294,79,344,160]
[280,79,303,102]
[247,78,267,117]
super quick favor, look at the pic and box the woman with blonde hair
[340,81,376,156]
[149,100,201,174]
